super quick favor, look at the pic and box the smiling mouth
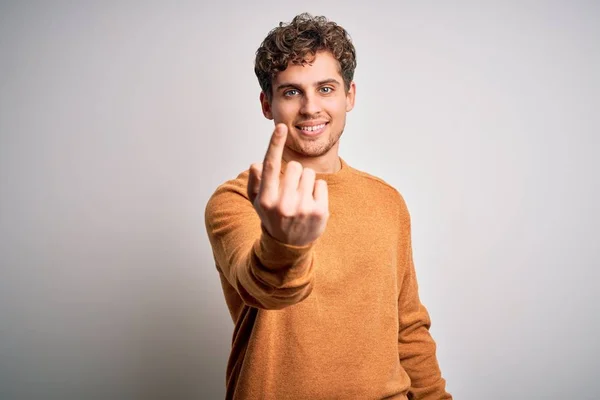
[295,122,329,134]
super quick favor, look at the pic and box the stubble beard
[289,124,345,158]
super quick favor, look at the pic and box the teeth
[300,123,326,132]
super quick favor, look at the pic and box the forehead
[273,51,342,86]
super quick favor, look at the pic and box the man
[204,13,452,400]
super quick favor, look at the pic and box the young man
[205,13,452,400]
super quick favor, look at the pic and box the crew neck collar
[280,157,351,186]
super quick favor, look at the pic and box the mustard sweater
[204,157,451,400]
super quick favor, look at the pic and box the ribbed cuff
[254,224,314,270]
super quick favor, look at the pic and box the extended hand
[247,124,329,246]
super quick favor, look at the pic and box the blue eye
[284,89,299,97]
[320,87,333,94]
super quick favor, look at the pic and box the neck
[282,147,341,174]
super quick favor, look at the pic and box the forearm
[233,225,315,309]
[206,187,316,310]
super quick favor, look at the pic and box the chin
[296,138,340,158]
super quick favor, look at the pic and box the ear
[260,91,273,120]
[345,81,356,112]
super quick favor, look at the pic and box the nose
[299,91,322,116]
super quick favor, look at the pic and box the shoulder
[346,164,411,223]
[204,168,253,221]
[211,168,251,199]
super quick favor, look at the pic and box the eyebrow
[276,78,342,91]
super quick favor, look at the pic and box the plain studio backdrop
[1,1,598,399]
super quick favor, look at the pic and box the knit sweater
[204,157,451,400]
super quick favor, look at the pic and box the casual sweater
[204,157,452,400]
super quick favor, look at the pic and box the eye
[284,89,300,97]
[319,86,334,94]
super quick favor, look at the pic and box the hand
[246,123,329,246]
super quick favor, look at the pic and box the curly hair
[254,13,357,100]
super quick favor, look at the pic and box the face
[260,51,356,160]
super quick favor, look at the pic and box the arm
[204,183,315,310]
[397,201,452,400]
[205,123,329,310]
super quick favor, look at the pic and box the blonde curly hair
[254,13,357,100]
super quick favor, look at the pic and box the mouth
[295,122,329,136]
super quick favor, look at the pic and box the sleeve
[397,201,452,400]
[204,180,316,310]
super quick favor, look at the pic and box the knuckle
[297,205,311,217]
[295,199,309,214]
[276,204,294,218]
[258,197,274,210]
[263,159,275,171]
[313,207,328,219]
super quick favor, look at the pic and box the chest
[313,196,402,302]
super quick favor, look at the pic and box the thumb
[247,163,263,204]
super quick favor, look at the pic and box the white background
[1,1,598,399]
